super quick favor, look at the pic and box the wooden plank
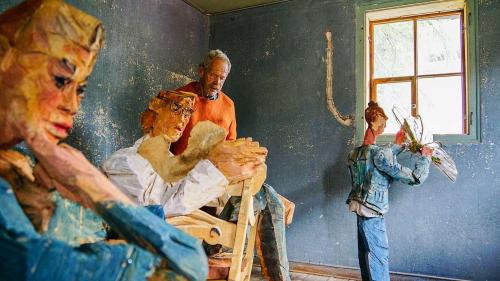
[167,210,237,248]
[228,178,254,281]
[242,214,259,281]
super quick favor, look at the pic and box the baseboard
[287,261,471,281]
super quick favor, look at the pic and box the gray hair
[200,49,231,73]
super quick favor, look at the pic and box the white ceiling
[182,0,289,15]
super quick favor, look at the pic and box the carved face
[370,113,388,136]
[0,0,103,147]
[1,49,95,144]
[199,58,229,98]
[151,96,195,142]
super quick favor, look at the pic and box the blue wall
[1,0,498,279]
[66,0,209,165]
[210,0,500,279]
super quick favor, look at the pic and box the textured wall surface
[0,0,209,165]
[210,0,500,279]
[67,0,208,165]
[1,0,499,279]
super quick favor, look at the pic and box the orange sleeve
[226,104,237,140]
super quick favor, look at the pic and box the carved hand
[421,146,434,157]
[394,127,407,145]
[137,135,171,168]
[207,138,268,183]
[26,133,133,209]
[34,163,93,208]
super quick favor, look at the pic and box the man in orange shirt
[171,49,236,155]
[172,50,292,281]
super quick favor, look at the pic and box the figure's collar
[206,92,218,100]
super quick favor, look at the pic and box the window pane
[376,82,412,134]
[418,76,463,134]
[417,15,462,75]
[373,21,414,78]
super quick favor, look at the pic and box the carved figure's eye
[170,101,182,113]
[77,84,87,96]
[54,75,70,89]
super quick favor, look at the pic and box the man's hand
[26,132,133,209]
[34,164,94,208]
[207,138,268,183]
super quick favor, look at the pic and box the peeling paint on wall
[165,70,194,86]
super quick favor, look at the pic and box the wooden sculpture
[0,1,208,280]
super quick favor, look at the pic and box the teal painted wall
[210,0,500,279]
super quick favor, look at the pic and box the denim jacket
[346,144,431,215]
[0,176,207,281]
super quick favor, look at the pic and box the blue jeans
[357,216,390,281]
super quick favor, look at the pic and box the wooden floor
[250,262,471,281]
[251,266,353,281]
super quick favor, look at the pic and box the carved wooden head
[140,90,196,142]
[364,101,388,136]
[0,0,104,144]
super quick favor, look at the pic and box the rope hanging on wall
[325,31,354,126]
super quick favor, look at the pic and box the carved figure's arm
[103,147,227,217]
[374,148,431,186]
[24,135,208,280]
[0,178,207,280]
[161,159,228,216]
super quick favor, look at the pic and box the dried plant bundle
[392,107,458,182]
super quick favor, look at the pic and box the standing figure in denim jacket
[346,102,433,281]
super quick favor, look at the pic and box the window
[355,0,479,143]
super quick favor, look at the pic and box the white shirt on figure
[101,136,228,217]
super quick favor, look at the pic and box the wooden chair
[167,166,266,281]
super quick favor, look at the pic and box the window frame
[354,0,479,144]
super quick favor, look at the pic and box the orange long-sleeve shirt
[171,82,237,155]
